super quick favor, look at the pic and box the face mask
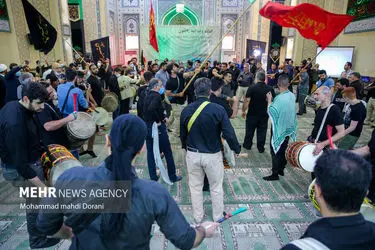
[97,62,102,67]
[78,66,83,71]
[315,100,321,105]
[278,69,283,73]
[158,87,165,95]
[15,71,21,77]
[115,74,120,78]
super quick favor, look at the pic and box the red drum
[285,141,323,172]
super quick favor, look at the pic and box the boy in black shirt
[337,87,366,149]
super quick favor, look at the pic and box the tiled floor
[0,104,372,250]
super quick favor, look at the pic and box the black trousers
[270,136,289,175]
[120,98,130,115]
[243,115,268,150]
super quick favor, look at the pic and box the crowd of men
[0,55,374,249]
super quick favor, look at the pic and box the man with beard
[332,78,350,111]
[316,70,334,90]
[0,82,63,248]
[151,63,159,77]
[349,72,364,100]
[80,64,104,158]
[36,82,77,149]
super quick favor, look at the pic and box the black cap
[211,78,224,91]
[318,70,326,75]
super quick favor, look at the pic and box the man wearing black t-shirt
[353,129,375,203]
[36,83,76,150]
[309,86,345,155]
[282,150,375,250]
[337,87,366,150]
[364,81,375,126]
[242,72,275,153]
[332,78,350,111]
[166,64,185,105]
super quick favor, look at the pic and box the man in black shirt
[210,78,232,118]
[180,77,240,223]
[309,86,345,155]
[364,81,375,126]
[81,64,104,158]
[143,78,182,183]
[349,72,364,100]
[36,83,76,149]
[337,87,366,150]
[332,78,349,111]
[137,72,153,120]
[353,129,375,203]
[87,64,104,107]
[165,63,187,133]
[166,64,185,105]
[282,150,375,250]
[242,72,275,153]
[0,82,61,248]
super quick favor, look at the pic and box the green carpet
[0,106,372,250]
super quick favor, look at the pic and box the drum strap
[314,104,334,144]
[290,237,330,250]
[187,101,210,133]
[61,85,75,114]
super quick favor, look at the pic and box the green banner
[140,26,221,61]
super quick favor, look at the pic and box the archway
[162,6,200,25]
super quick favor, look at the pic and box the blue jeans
[70,149,80,160]
[145,122,177,181]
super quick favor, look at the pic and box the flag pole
[62,37,87,64]
[290,48,325,84]
[181,0,257,94]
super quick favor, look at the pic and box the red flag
[260,2,354,49]
[149,0,159,52]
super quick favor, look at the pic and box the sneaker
[263,174,279,181]
[172,176,182,183]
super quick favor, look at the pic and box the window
[222,35,234,50]
[286,37,294,59]
[126,35,139,50]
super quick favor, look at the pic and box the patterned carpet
[0,104,373,250]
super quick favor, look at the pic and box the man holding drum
[309,86,345,156]
[36,82,77,151]
[0,82,62,248]
[282,150,375,249]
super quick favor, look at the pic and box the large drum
[286,141,323,172]
[308,179,375,222]
[91,107,109,126]
[66,112,96,149]
[101,92,119,113]
[41,144,82,186]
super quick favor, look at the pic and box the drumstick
[327,125,335,149]
[73,93,77,112]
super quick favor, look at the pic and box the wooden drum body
[41,144,82,186]
[285,141,322,172]
[66,112,96,149]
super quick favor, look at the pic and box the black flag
[90,37,111,64]
[140,50,145,67]
[21,0,57,54]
